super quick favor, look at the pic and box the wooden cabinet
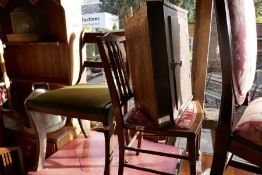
[0,0,82,115]
[125,0,192,127]
[0,0,82,116]
[0,0,82,172]
[0,0,82,86]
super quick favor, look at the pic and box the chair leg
[187,138,197,175]
[196,130,201,160]
[210,134,229,175]
[136,131,143,156]
[78,118,88,138]
[103,118,115,175]
[117,130,125,175]
[124,129,130,145]
[104,130,111,175]
[0,110,5,146]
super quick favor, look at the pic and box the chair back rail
[97,33,133,126]
[77,30,125,84]
[0,147,24,175]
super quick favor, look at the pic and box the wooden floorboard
[179,153,256,175]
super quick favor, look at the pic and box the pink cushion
[125,107,156,128]
[233,97,262,146]
[126,101,196,129]
[229,0,257,105]
[173,101,196,129]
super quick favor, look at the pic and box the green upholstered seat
[26,84,111,117]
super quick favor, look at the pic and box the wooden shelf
[5,41,66,45]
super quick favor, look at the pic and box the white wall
[82,12,119,31]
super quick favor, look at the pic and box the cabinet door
[164,5,192,121]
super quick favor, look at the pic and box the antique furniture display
[24,31,127,175]
[1,34,79,172]
[97,33,203,175]
[0,0,82,172]
[125,0,193,128]
[211,0,262,174]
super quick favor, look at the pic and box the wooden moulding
[6,33,39,42]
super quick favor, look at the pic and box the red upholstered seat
[234,97,262,146]
[126,101,196,129]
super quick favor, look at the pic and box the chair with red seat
[97,33,204,175]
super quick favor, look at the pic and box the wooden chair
[97,33,204,175]
[211,0,262,174]
[24,31,124,175]
[0,146,25,175]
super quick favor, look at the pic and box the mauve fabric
[228,0,257,105]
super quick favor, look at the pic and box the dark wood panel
[125,3,159,121]
[125,4,170,126]
[0,113,5,146]
[4,42,70,84]
[34,0,67,42]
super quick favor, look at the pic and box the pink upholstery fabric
[233,97,262,146]
[126,101,196,129]
[125,107,156,128]
[174,101,195,129]
[228,0,257,105]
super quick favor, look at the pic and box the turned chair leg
[104,130,112,175]
[78,118,89,138]
[210,135,229,175]
[187,138,197,175]
[136,131,143,156]
[118,133,125,175]
[124,129,130,145]
[196,130,201,160]
[103,117,115,175]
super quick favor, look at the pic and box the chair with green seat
[24,31,123,175]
